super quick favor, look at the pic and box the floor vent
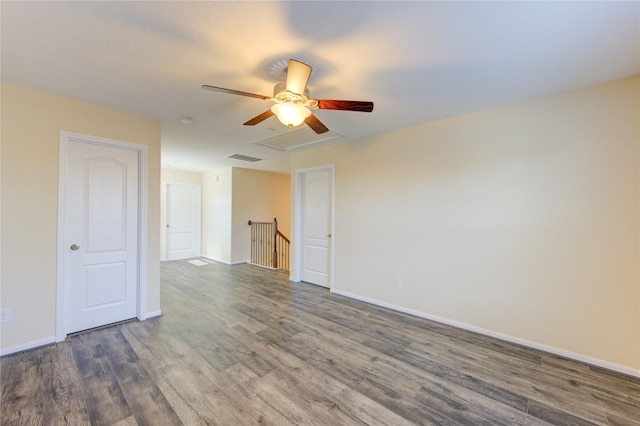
[226,153,263,162]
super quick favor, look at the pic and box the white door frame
[164,181,202,260]
[292,165,335,291]
[56,131,149,342]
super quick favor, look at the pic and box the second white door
[166,183,201,260]
[301,169,332,287]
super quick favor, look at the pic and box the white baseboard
[145,310,163,319]
[1,311,163,357]
[331,289,640,379]
[201,256,248,265]
[201,256,228,264]
[0,336,56,357]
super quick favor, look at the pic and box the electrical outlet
[395,278,404,290]
[0,308,12,324]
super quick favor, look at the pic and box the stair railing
[248,217,290,271]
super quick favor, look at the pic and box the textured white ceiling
[2,1,638,172]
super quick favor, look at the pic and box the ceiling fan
[202,59,374,134]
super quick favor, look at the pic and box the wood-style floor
[2,260,639,425]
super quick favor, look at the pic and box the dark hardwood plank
[71,335,133,425]
[527,399,601,426]
[96,327,183,425]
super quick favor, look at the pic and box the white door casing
[57,131,148,341]
[294,166,334,289]
[165,183,201,260]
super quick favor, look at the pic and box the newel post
[273,217,278,269]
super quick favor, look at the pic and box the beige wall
[291,76,640,371]
[160,168,203,259]
[202,168,233,263]
[231,168,291,264]
[202,167,290,264]
[0,82,161,352]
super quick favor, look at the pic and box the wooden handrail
[248,217,290,270]
[276,230,290,244]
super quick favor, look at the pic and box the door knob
[70,244,80,251]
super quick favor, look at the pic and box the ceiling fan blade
[286,59,312,96]
[304,113,329,134]
[317,99,374,112]
[202,85,270,100]
[243,110,275,126]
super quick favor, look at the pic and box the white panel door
[166,183,201,260]
[65,141,139,333]
[302,169,331,287]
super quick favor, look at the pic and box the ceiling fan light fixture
[271,103,311,128]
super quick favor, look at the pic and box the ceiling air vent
[226,153,263,162]
[253,126,348,152]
